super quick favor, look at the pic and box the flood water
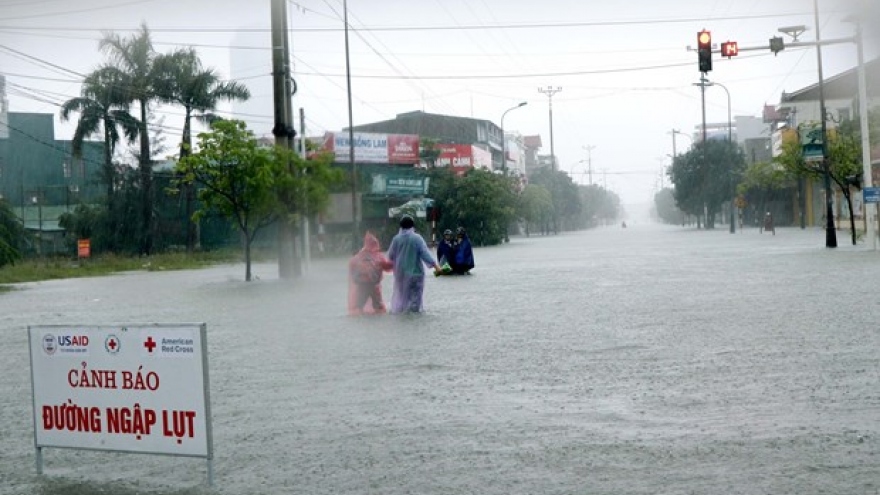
[2,223,879,495]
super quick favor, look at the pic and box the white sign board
[28,324,212,458]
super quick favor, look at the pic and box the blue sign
[864,187,880,203]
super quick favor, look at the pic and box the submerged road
[1,223,879,495]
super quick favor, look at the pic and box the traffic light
[697,30,712,72]
[769,36,785,55]
[720,41,739,58]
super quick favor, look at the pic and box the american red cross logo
[144,336,157,353]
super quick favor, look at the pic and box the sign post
[28,323,213,486]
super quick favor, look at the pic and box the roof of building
[781,57,880,102]
[349,110,495,143]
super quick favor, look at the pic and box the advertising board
[322,132,420,164]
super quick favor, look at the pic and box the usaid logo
[42,334,57,355]
[56,334,90,355]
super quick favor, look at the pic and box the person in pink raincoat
[348,231,393,316]
[387,215,440,314]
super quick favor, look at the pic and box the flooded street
[2,223,879,495]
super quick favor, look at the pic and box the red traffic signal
[721,41,739,58]
[697,30,712,72]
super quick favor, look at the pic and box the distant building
[766,57,880,228]
[522,135,544,177]
[0,77,103,225]
[348,110,503,171]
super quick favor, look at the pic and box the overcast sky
[1,0,877,206]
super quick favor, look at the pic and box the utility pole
[271,0,299,278]
[814,0,837,248]
[538,86,561,171]
[344,0,359,252]
[583,145,595,185]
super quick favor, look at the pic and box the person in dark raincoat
[436,229,456,267]
[387,216,439,313]
[348,231,393,316]
[452,226,475,274]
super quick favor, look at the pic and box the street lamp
[538,86,562,170]
[670,129,693,156]
[500,101,527,174]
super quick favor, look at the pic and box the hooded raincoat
[387,226,437,313]
[348,232,393,315]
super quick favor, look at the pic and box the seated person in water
[451,227,475,275]
[437,229,456,267]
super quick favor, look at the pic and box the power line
[0,11,817,33]
[0,0,160,22]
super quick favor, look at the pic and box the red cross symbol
[144,336,157,353]
[107,338,118,350]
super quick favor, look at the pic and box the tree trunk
[182,107,196,253]
[845,191,857,245]
[244,234,252,282]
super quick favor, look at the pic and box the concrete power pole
[271,0,300,278]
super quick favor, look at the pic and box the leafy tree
[776,122,864,245]
[529,168,583,233]
[0,200,25,268]
[153,47,251,251]
[653,187,682,224]
[668,140,746,229]
[737,159,796,227]
[100,23,157,255]
[445,169,515,246]
[177,120,339,281]
[516,184,553,236]
[58,204,102,254]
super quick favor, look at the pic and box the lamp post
[500,101,527,174]
[538,86,562,171]
[670,129,693,157]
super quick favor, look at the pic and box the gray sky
[1,0,877,205]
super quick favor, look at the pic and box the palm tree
[99,22,157,254]
[60,67,138,204]
[153,47,251,251]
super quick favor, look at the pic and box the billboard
[435,144,493,174]
[28,324,212,458]
[322,132,420,164]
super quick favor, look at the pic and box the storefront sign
[322,132,420,164]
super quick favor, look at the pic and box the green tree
[516,184,553,236]
[100,23,157,255]
[776,122,864,245]
[529,168,583,233]
[653,187,682,224]
[737,159,795,227]
[177,120,340,281]
[669,140,746,229]
[153,47,251,252]
[0,200,26,268]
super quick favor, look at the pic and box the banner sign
[435,144,493,173]
[322,132,420,164]
[370,175,430,195]
[28,324,212,458]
